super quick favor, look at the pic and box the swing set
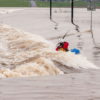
[49,0,96,44]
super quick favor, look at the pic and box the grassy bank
[36,1,100,8]
[0,0,30,7]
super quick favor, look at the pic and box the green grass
[36,1,71,7]
[36,1,100,8]
[0,0,30,7]
[96,3,100,7]
[36,1,70,7]
[0,0,100,8]
[74,1,87,7]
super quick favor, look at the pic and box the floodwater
[65,31,100,67]
[0,8,100,100]
[0,24,98,78]
[76,34,100,67]
[0,8,99,78]
[49,8,100,67]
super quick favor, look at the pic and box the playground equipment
[87,0,96,11]
[50,0,52,20]
[50,0,58,30]
[49,0,96,45]
[49,0,80,32]
[71,0,80,32]
[87,0,96,33]
[87,0,96,44]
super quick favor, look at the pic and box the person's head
[57,42,64,48]
[56,41,69,51]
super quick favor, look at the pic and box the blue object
[71,48,80,54]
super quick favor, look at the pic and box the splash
[0,25,98,78]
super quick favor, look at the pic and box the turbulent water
[0,24,98,78]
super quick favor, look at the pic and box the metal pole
[71,0,79,32]
[71,0,74,24]
[91,10,93,33]
[90,10,96,45]
[50,0,52,20]
[90,0,93,33]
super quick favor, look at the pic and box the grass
[96,3,100,8]
[74,1,87,7]
[36,1,100,8]
[36,1,70,7]
[0,0,100,8]
[0,0,30,7]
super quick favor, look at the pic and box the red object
[56,41,69,51]
[56,47,59,51]
[63,42,69,49]
[56,47,58,51]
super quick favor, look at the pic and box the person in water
[56,41,69,52]
[56,41,80,54]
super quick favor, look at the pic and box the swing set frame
[49,0,79,32]
[49,0,96,45]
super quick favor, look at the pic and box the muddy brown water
[0,8,100,100]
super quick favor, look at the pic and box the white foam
[0,24,98,78]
